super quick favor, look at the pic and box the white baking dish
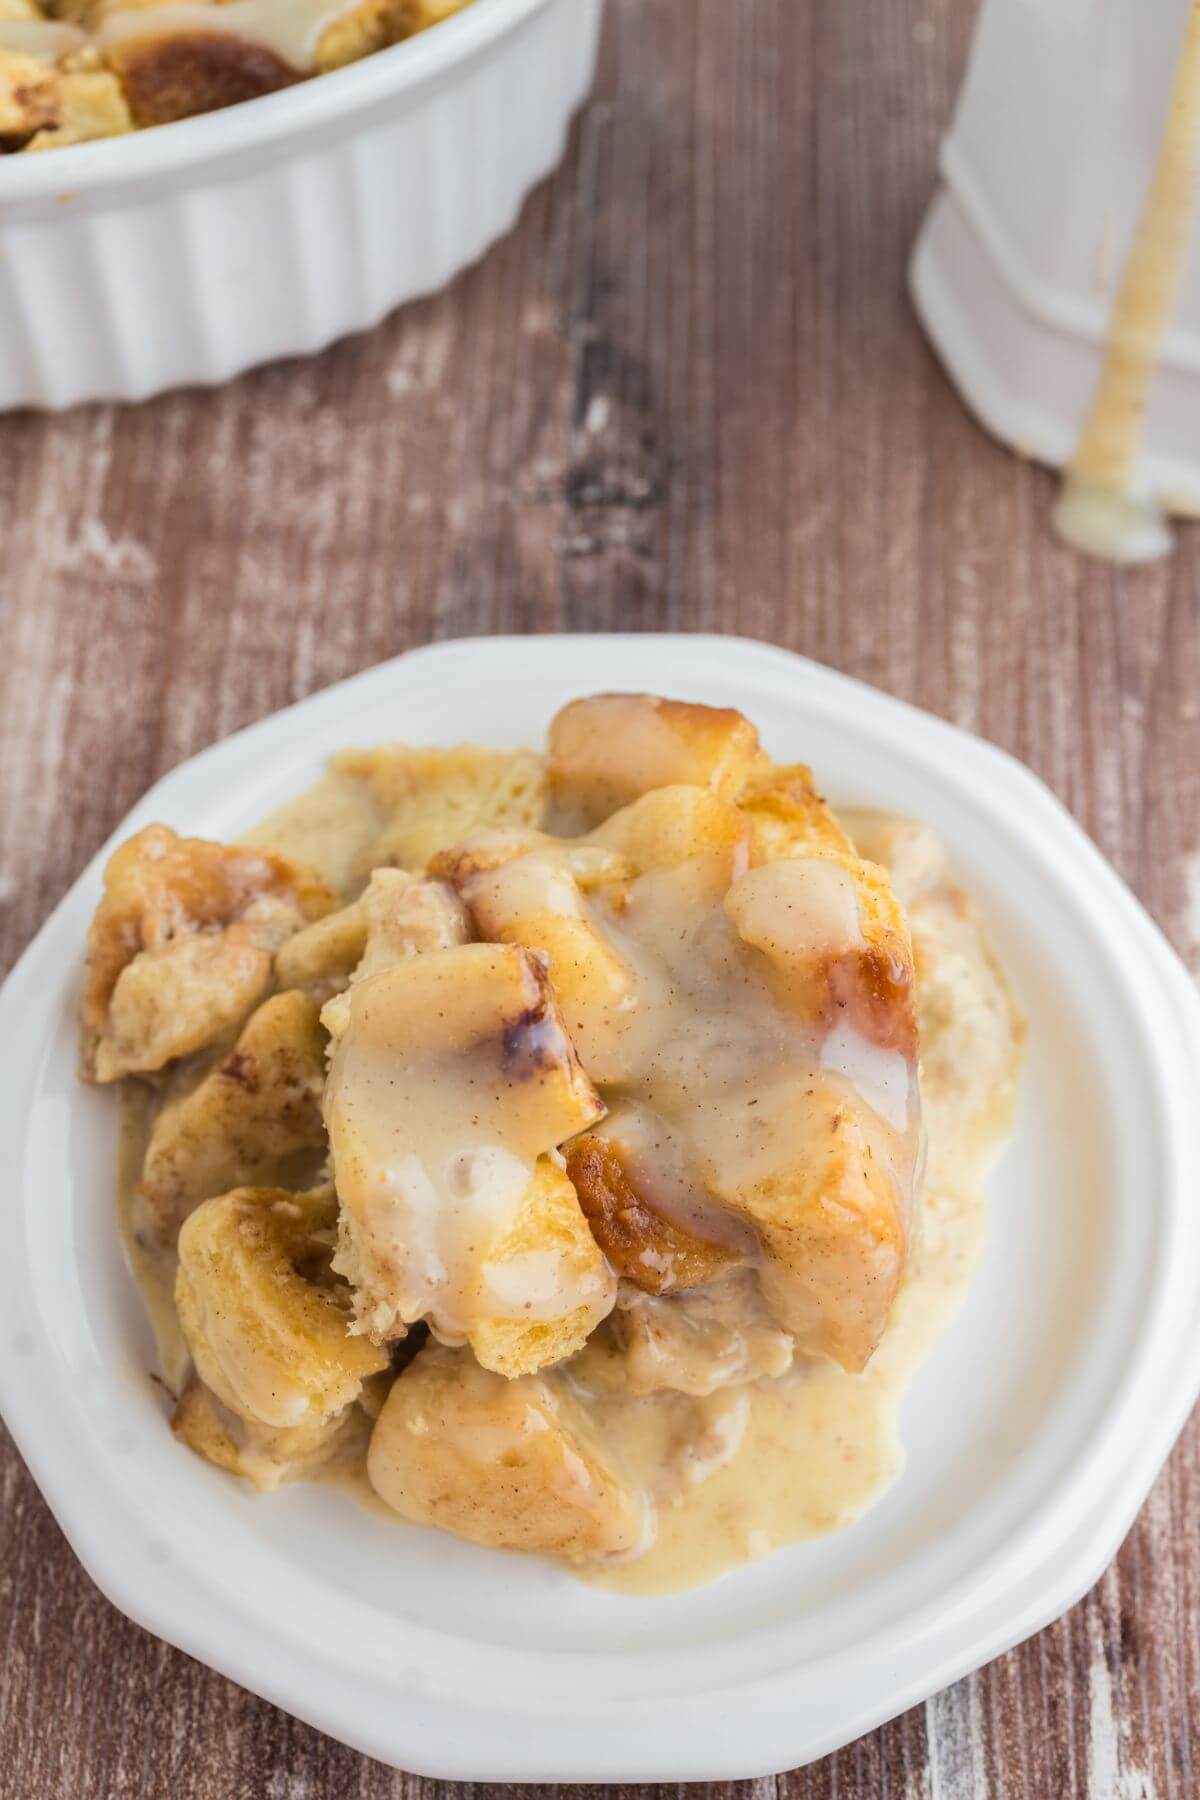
[2,634,1199,1779]
[0,0,601,410]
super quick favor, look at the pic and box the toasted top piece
[735,761,853,862]
[547,693,762,831]
[324,942,613,1372]
[565,1133,738,1296]
[103,29,296,130]
[331,744,545,878]
[725,855,917,1059]
[81,824,333,1082]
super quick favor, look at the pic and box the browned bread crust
[106,30,295,127]
[565,1134,739,1296]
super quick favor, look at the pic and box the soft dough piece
[840,808,947,909]
[81,824,333,1081]
[909,886,1025,1160]
[172,1371,368,1494]
[718,1078,915,1369]
[367,1343,649,1561]
[273,898,370,1003]
[136,990,328,1246]
[319,869,471,1039]
[324,942,614,1373]
[175,1185,387,1435]
[724,855,917,1058]
[466,1158,618,1379]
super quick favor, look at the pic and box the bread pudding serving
[0,0,471,153]
[83,693,1022,1593]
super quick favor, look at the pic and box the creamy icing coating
[323,942,609,1341]
[122,760,1020,1596]
[458,820,921,1358]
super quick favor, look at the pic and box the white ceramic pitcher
[912,0,1200,541]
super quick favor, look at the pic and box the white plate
[2,633,1199,1781]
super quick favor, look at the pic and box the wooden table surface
[2,1,1199,1794]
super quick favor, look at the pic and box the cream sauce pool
[576,1143,997,1595]
[123,777,1022,1595]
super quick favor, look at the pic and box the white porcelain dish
[0,0,601,411]
[2,633,1199,1781]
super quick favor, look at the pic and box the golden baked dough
[23,66,132,149]
[590,781,751,880]
[273,895,370,1002]
[735,760,852,861]
[136,989,328,1245]
[367,1343,648,1560]
[172,1369,367,1492]
[466,1158,617,1379]
[175,1185,387,1441]
[0,44,59,136]
[81,823,333,1081]
[316,0,473,70]
[332,744,546,878]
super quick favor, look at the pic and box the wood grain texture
[1,0,1198,1794]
